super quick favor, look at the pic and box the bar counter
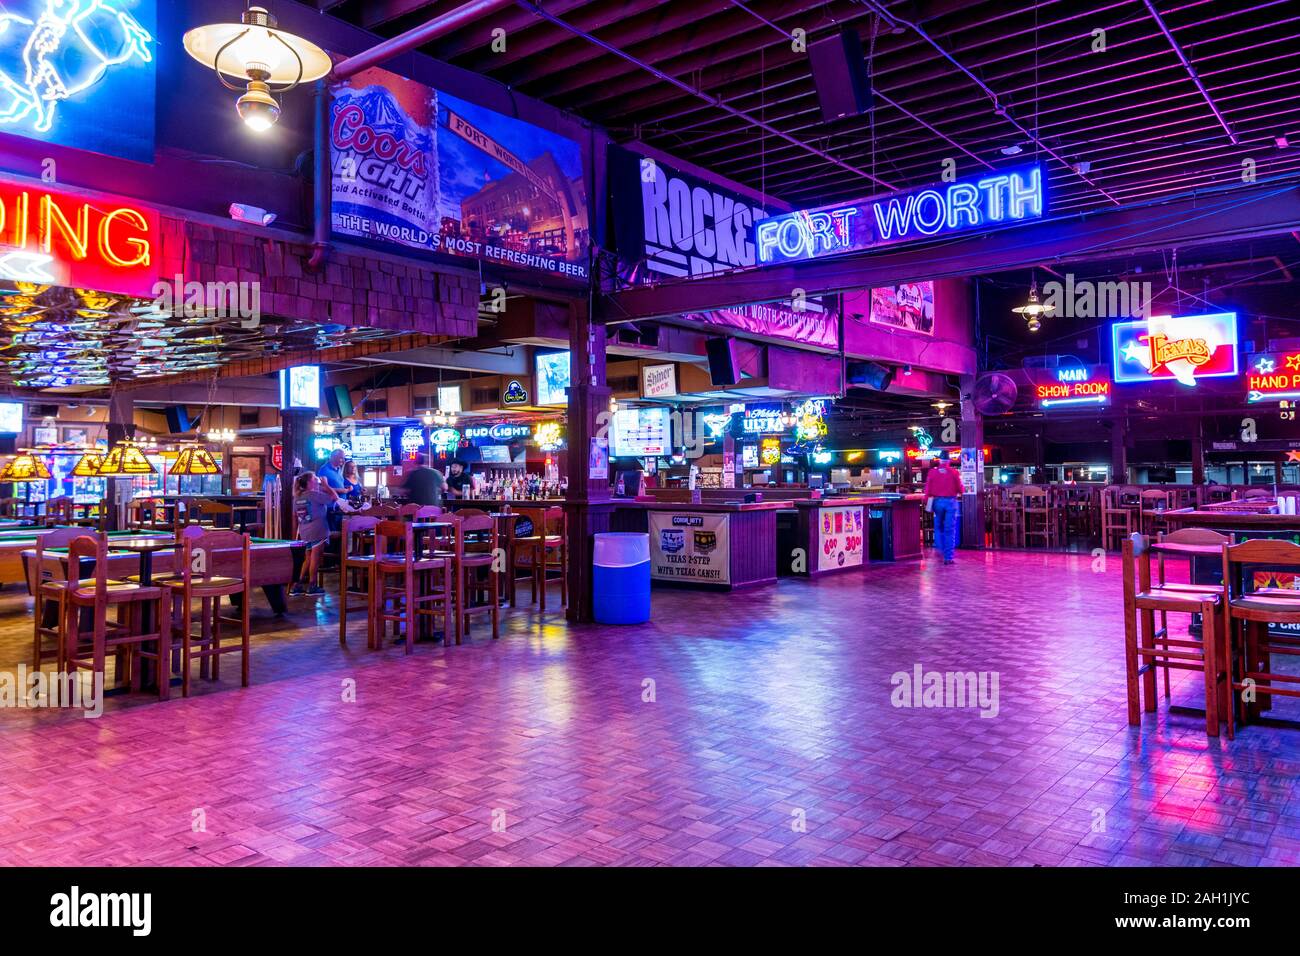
[610,499,785,589]
[777,494,924,576]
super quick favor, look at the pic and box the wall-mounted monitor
[479,445,513,463]
[0,402,22,434]
[279,365,321,410]
[611,407,671,457]
[351,427,392,466]
[535,351,571,405]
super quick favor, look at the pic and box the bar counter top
[790,494,926,508]
[618,499,791,513]
[1165,507,1300,530]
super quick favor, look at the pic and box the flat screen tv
[535,351,571,406]
[479,445,512,463]
[0,402,22,434]
[611,407,671,457]
[351,427,392,466]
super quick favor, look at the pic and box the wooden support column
[105,392,133,531]
[564,300,612,625]
[959,374,984,549]
[1191,418,1205,486]
[1110,412,1129,484]
[279,408,315,539]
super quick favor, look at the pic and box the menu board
[649,512,730,584]
[351,428,393,466]
[611,407,671,457]
[817,505,865,571]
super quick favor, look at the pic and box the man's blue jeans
[932,496,960,561]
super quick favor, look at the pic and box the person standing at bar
[924,451,964,565]
[318,449,348,492]
[395,453,444,506]
[445,460,471,499]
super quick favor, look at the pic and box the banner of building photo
[330,65,589,280]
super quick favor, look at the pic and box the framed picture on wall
[32,426,57,446]
[869,281,935,335]
[62,427,89,447]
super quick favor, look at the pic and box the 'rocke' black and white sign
[610,146,768,283]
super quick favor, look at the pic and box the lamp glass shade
[0,452,52,481]
[183,21,331,84]
[170,445,220,476]
[97,441,156,476]
[70,451,105,477]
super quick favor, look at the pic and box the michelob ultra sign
[1111,312,1239,387]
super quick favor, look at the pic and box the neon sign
[756,165,1045,265]
[759,436,781,465]
[1247,352,1300,403]
[533,421,563,451]
[0,177,158,296]
[398,426,425,458]
[790,399,828,444]
[1032,366,1112,408]
[1112,312,1238,386]
[878,449,902,462]
[465,422,531,441]
[428,427,460,454]
[702,412,732,439]
[0,0,156,163]
[742,404,785,434]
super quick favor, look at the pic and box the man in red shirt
[923,451,965,564]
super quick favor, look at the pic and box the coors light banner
[331,66,589,280]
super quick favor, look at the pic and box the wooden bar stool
[60,534,169,699]
[374,520,451,653]
[32,527,97,670]
[1101,486,1136,551]
[1152,527,1232,705]
[1020,487,1056,549]
[446,512,500,643]
[339,515,379,648]
[991,488,1021,548]
[162,530,251,696]
[1221,538,1300,734]
[1122,533,1226,736]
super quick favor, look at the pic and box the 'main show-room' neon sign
[756,165,1045,265]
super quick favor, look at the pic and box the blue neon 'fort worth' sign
[755,165,1045,265]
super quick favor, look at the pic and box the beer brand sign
[1111,312,1239,387]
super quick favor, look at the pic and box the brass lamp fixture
[183,5,331,133]
[1012,275,1055,333]
[97,438,156,477]
[0,450,51,482]
[170,443,221,476]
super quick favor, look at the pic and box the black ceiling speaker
[164,406,191,434]
[809,27,872,122]
[705,337,740,387]
[973,372,1019,415]
[847,360,895,391]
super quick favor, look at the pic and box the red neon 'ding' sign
[0,177,159,297]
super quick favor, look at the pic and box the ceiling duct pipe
[308,0,516,271]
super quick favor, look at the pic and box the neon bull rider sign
[756,165,1044,264]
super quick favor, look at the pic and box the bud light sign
[331,66,589,280]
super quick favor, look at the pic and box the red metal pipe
[332,0,516,80]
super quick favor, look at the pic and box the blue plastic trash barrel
[593,532,651,625]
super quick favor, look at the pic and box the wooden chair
[1020,487,1056,549]
[339,515,379,648]
[60,534,169,699]
[1101,486,1137,551]
[1152,527,1232,705]
[1201,485,1233,506]
[162,530,251,697]
[32,526,96,670]
[445,512,500,643]
[1122,534,1226,736]
[414,505,442,519]
[1243,487,1272,500]
[1220,538,1300,735]
[395,503,421,520]
[43,496,72,527]
[374,519,451,653]
[1139,489,1174,536]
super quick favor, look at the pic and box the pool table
[0,528,160,589]
[22,535,306,615]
